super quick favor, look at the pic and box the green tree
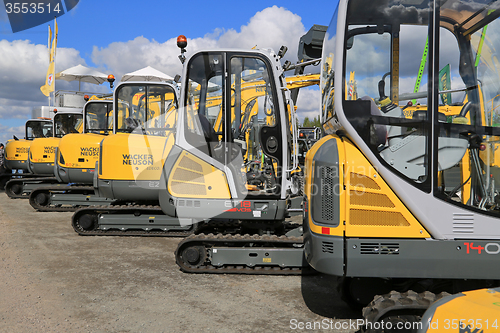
[302,117,311,127]
[302,116,321,127]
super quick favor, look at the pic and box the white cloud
[92,6,306,81]
[0,40,86,102]
[1,6,313,144]
[295,88,321,123]
[0,39,100,142]
[0,124,24,145]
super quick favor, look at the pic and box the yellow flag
[51,18,58,62]
[40,19,58,97]
[48,25,52,61]
[40,62,55,96]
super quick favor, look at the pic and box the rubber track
[30,185,99,212]
[0,173,40,190]
[5,177,58,199]
[361,290,450,332]
[72,204,197,237]
[175,233,310,275]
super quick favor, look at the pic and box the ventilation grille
[360,242,400,255]
[171,182,206,196]
[179,156,203,172]
[350,173,380,190]
[171,156,206,196]
[322,242,334,254]
[177,200,201,208]
[349,191,395,208]
[173,168,205,183]
[350,209,410,226]
[453,213,474,234]
[321,166,335,221]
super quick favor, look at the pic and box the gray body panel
[306,228,500,280]
[304,231,344,276]
[211,247,307,268]
[303,134,344,275]
[175,198,286,221]
[49,192,113,206]
[98,213,192,231]
[310,137,340,227]
[345,238,500,279]
[56,166,95,184]
[29,162,55,176]
[5,160,28,171]
[159,145,183,217]
[97,179,159,201]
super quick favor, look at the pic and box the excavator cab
[26,119,53,139]
[160,50,297,222]
[305,0,500,311]
[84,100,113,135]
[27,112,83,175]
[4,119,52,172]
[54,112,83,137]
[29,86,177,212]
[96,82,179,201]
[72,53,316,238]
[55,100,113,184]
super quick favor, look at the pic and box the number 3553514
[5,2,62,14]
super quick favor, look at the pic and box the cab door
[178,51,288,201]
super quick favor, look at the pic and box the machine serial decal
[464,242,500,255]
[225,201,252,213]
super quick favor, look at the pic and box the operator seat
[367,96,469,181]
[359,96,468,181]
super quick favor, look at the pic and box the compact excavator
[28,98,118,211]
[71,35,322,261]
[4,110,83,198]
[300,0,500,328]
[0,118,53,189]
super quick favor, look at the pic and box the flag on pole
[40,18,58,97]
[48,25,52,59]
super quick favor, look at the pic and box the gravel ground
[0,191,360,332]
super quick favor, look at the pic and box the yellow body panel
[5,139,30,163]
[168,151,230,199]
[29,137,60,164]
[424,288,500,332]
[306,135,430,239]
[343,139,430,238]
[99,132,174,181]
[57,133,104,169]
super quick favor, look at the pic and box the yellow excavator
[28,86,177,212]
[71,35,322,245]
[4,110,83,198]
[28,99,117,211]
[0,118,53,189]
[300,0,500,328]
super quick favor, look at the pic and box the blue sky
[0,0,338,144]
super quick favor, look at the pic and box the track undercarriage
[4,176,59,198]
[71,202,309,274]
[29,185,116,212]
